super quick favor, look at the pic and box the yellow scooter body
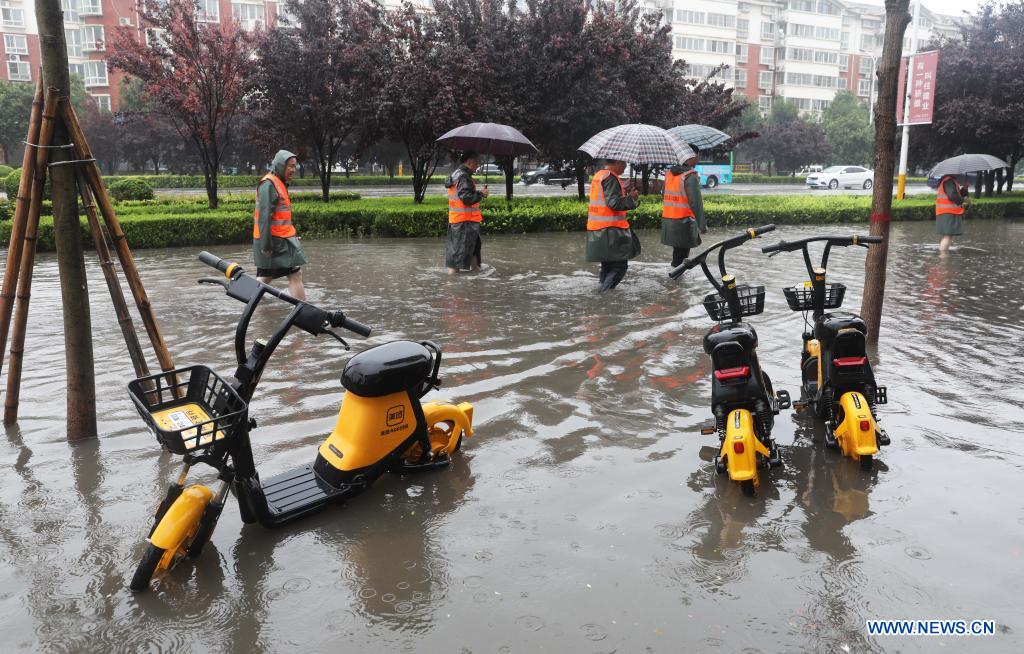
[316,392,475,473]
[720,409,771,483]
[833,391,878,460]
[150,484,213,551]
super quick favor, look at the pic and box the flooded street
[2,219,1022,652]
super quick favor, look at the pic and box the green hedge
[0,164,13,179]
[2,193,1021,251]
[732,173,930,184]
[108,178,155,202]
[99,174,446,189]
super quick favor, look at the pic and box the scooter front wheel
[130,544,167,593]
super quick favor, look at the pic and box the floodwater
[1,219,1022,653]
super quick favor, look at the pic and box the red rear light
[714,366,750,381]
[859,419,871,431]
[734,442,745,454]
[834,357,868,368]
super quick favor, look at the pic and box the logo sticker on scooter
[386,405,405,426]
[734,412,741,429]
[853,394,862,409]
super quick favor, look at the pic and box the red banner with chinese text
[896,50,939,125]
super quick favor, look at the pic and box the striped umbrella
[667,124,731,150]
[928,153,1009,178]
[578,124,695,165]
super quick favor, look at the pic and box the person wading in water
[444,152,489,274]
[662,145,707,268]
[253,150,308,300]
[586,159,641,293]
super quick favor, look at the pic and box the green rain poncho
[253,150,308,271]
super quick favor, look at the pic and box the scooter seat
[342,341,432,398]
[814,312,867,344]
[703,321,757,355]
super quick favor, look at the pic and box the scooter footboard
[150,484,213,551]
[720,409,771,482]
[422,400,474,454]
[833,391,878,459]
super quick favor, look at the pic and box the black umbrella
[437,123,539,191]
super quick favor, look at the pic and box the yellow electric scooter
[669,225,791,495]
[127,252,475,592]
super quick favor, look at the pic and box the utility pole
[35,0,97,439]
[895,0,921,200]
[859,0,912,344]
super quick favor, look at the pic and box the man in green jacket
[254,150,308,300]
[662,146,707,268]
[586,160,641,293]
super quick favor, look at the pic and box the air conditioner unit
[7,54,21,62]
[119,17,131,26]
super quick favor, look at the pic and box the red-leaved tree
[109,0,256,208]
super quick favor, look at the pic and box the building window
[759,71,773,89]
[758,95,773,113]
[687,63,725,79]
[83,25,105,51]
[734,68,747,88]
[859,57,873,75]
[7,61,30,81]
[196,0,219,22]
[858,79,872,96]
[84,61,108,87]
[861,34,875,50]
[839,54,848,72]
[707,13,735,28]
[759,46,774,65]
[736,43,748,64]
[1,7,26,27]
[761,21,775,40]
[232,2,265,30]
[81,0,102,15]
[675,10,705,25]
[675,37,704,52]
[92,94,111,112]
[708,40,733,54]
[4,34,28,55]
[737,18,749,39]
[738,2,751,12]
[60,0,81,23]
[65,28,83,58]
[68,63,85,80]
[784,72,838,88]
[841,31,850,49]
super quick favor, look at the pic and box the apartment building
[655,0,961,116]
[0,0,295,110]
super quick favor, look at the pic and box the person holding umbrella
[445,151,490,273]
[661,145,707,268]
[587,159,641,293]
[935,173,969,253]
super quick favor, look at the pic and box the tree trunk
[984,170,994,197]
[501,156,514,203]
[995,167,1005,194]
[36,0,97,440]
[860,0,911,345]
[1008,164,1016,192]
[205,171,218,209]
[640,165,651,195]
[974,173,982,198]
[575,156,587,201]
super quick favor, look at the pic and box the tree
[0,81,35,165]
[256,0,388,201]
[745,100,830,175]
[822,90,873,165]
[109,0,256,208]
[908,1,1024,192]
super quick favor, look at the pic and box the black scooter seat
[342,340,432,397]
[815,312,867,343]
[703,321,758,355]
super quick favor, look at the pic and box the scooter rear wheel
[130,544,166,593]
[740,479,756,496]
[860,454,873,470]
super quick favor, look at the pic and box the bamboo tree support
[74,166,152,381]
[4,87,61,425]
[0,79,43,383]
[59,99,176,374]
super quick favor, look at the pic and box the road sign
[897,50,939,126]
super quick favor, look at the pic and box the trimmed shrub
[4,168,20,198]
[0,164,13,179]
[0,199,10,221]
[98,174,446,190]
[108,177,155,202]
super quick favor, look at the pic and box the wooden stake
[4,87,60,425]
[75,165,152,381]
[0,79,42,383]
[59,98,176,374]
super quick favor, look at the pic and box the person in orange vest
[254,149,307,299]
[935,173,969,253]
[586,159,640,293]
[661,145,706,268]
[444,152,490,274]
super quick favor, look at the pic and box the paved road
[153,181,935,199]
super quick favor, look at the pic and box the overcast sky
[856,0,975,19]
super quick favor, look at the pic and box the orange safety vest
[253,174,296,239]
[588,169,630,230]
[662,169,697,220]
[935,175,965,217]
[447,171,483,224]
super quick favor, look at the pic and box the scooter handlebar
[330,311,372,338]
[752,224,776,237]
[198,251,231,273]
[668,258,695,279]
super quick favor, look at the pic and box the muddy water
[1,219,1022,652]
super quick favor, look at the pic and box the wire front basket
[783,282,846,312]
[702,285,765,321]
[128,365,247,455]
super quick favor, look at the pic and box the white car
[806,165,874,190]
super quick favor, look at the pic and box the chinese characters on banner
[896,50,939,125]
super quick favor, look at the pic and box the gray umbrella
[928,153,1009,178]
[667,124,731,151]
[578,123,695,164]
[436,122,538,157]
